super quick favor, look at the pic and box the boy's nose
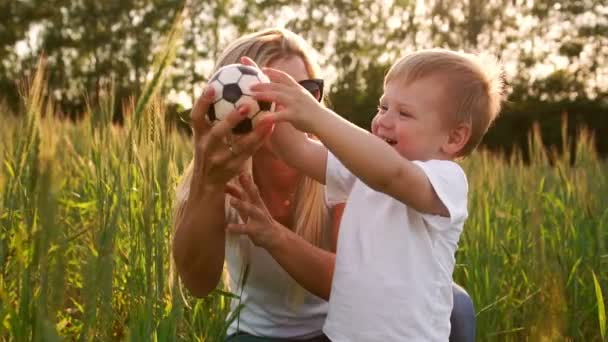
[377,112,395,128]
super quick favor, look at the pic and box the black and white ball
[207,64,273,134]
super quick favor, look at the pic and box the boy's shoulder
[412,159,469,226]
[413,159,468,179]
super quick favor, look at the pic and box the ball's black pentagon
[207,103,217,121]
[237,65,259,76]
[223,83,243,103]
[258,100,272,111]
[232,118,253,134]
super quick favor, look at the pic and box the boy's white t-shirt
[224,206,329,339]
[323,152,468,342]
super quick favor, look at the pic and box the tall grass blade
[592,271,606,340]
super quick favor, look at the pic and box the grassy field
[1,52,607,342]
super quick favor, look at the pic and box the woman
[172,28,343,341]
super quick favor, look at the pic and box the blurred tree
[0,0,52,112]
[1,0,607,159]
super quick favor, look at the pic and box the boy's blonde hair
[385,49,505,156]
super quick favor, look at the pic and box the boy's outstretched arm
[240,55,327,184]
[310,108,449,217]
[269,121,328,184]
[252,67,447,216]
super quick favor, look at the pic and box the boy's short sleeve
[325,151,356,205]
[412,160,469,228]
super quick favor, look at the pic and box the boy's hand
[225,173,285,249]
[250,68,325,133]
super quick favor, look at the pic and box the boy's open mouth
[383,137,397,145]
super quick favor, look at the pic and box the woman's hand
[189,86,274,196]
[225,173,285,249]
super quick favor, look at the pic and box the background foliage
[1,0,607,156]
[1,1,607,341]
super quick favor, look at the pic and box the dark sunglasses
[298,79,324,102]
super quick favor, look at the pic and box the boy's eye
[377,105,388,113]
[399,111,411,117]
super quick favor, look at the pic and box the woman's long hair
[171,28,330,301]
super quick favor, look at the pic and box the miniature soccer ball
[207,64,273,134]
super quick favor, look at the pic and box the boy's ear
[442,123,471,157]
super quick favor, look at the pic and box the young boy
[242,49,504,341]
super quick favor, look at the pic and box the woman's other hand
[225,173,285,249]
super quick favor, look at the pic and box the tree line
[1,0,607,157]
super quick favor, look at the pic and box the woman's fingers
[206,105,250,150]
[238,173,265,207]
[240,56,260,69]
[225,183,244,201]
[226,223,249,235]
[191,86,215,138]
[232,119,273,147]
[230,197,260,221]
[205,120,273,182]
[222,121,274,166]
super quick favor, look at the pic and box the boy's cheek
[371,115,380,134]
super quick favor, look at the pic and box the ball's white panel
[208,64,269,125]
[209,80,223,102]
[214,99,235,120]
[217,66,242,84]
[235,96,261,118]
[238,74,261,94]
[257,71,269,83]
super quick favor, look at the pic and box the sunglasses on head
[298,79,324,102]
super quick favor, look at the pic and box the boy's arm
[270,121,328,184]
[311,108,449,216]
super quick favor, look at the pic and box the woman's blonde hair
[171,28,330,299]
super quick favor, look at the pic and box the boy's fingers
[261,67,297,86]
[192,87,215,137]
[250,82,284,93]
[251,90,290,105]
[256,112,288,125]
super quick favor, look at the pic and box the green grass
[2,77,606,341]
[456,127,608,341]
[1,24,607,342]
